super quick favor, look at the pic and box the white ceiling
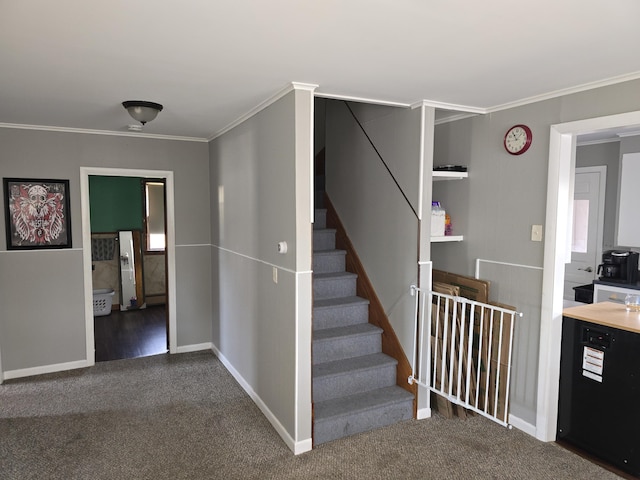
[2,0,640,141]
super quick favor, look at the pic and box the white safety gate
[409,285,522,427]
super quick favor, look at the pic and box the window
[143,180,166,253]
[571,199,589,253]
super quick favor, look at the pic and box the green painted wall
[89,176,143,232]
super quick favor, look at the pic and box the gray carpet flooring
[0,351,621,479]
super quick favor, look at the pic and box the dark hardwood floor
[94,305,168,362]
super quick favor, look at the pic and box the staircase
[312,194,414,445]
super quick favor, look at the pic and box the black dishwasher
[558,316,640,476]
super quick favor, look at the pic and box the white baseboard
[508,413,537,437]
[175,342,213,354]
[3,344,213,381]
[3,359,91,380]
[211,344,312,455]
[417,407,432,420]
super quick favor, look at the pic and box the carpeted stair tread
[313,248,346,256]
[314,385,414,422]
[314,209,327,229]
[313,322,382,342]
[313,228,337,241]
[313,271,357,281]
[313,228,337,250]
[313,295,369,310]
[313,249,347,274]
[313,296,370,331]
[313,352,397,378]
[313,271,358,300]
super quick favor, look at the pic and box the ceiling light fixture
[122,100,163,125]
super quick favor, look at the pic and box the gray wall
[432,78,640,426]
[209,89,313,451]
[0,129,211,372]
[325,100,422,356]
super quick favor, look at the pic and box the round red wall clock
[504,124,532,155]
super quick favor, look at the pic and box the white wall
[325,100,423,357]
[0,129,211,375]
[208,86,313,454]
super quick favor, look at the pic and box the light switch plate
[531,225,543,242]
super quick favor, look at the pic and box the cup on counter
[625,294,640,312]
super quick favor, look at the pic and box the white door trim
[80,167,177,366]
[537,110,640,441]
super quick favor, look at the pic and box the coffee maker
[597,250,639,284]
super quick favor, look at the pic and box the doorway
[90,180,168,362]
[537,110,640,442]
[80,167,177,366]
[563,167,606,302]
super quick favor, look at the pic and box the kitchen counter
[593,278,640,290]
[562,301,640,334]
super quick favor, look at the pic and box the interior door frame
[538,110,640,442]
[80,167,177,365]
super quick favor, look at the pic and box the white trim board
[3,359,91,381]
[0,122,207,142]
[509,414,537,438]
[537,109,640,442]
[175,343,214,354]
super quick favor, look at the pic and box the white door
[564,167,606,301]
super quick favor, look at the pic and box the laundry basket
[93,289,115,316]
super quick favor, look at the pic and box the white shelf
[433,171,468,181]
[431,235,464,242]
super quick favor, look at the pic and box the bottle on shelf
[431,201,445,237]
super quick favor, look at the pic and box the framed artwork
[3,178,72,250]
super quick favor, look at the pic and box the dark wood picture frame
[3,177,72,250]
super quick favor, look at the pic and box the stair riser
[314,399,414,445]
[313,365,397,403]
[313,231,336,251]
[313,277,356,300]
[313,304,369,330]
[313,253,346,274]
[314,209,327,230]
[313,334,381,364]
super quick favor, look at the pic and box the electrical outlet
[531,225,543,242]
[272,266,278,284]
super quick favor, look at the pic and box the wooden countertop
[563,301,640,334]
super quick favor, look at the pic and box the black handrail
[343,101,419,219]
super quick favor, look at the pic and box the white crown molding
[435,112,480,125]
[617,130,640,138]
[576,137,621,147]
[208,82,318,141]
[0,122,207,142]
[410,99,487,114]
[291,82,319,92]
[315,92,411,108]
[487,71,640,114]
